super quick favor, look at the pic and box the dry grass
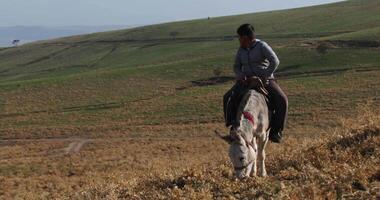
[0,70,379,199]
[71,103,379,200]
[0,57,379,200]
[1,103,378,199]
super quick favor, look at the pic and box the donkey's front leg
[257,134,268,177]
[249,157,257,177]
[249,140,257,177]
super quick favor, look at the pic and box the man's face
[239,35,253,49]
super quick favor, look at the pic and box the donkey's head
[216,129,257,179]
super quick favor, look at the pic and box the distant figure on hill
[223,24,288,143]
[12,39,20,47]
[169,31,179,39]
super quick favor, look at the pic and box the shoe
[269,129,282,143]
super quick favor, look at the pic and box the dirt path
[64,139,91,154]
[0,138,92,162]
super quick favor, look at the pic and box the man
[223,24,288,143]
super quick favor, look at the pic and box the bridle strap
[234,141,255,171]
[234,160,254,171]
[230,113,256,171]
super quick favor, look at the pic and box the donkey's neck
[236,92,258,140]
[235,90,269,141]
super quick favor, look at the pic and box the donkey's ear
[215,130,235,144]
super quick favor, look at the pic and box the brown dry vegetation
[0,53,379,200]
[72,102,380,200]
[0,61,379,200]
[0,102,379,199]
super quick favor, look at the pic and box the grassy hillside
[321,26,380,41]
[0,0,378,125]
[43,0,380,41]
[0,0,380,84]
[0,0,379,199]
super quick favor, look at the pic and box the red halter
[242,111,254,125]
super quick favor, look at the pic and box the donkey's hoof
[259,171,267,177]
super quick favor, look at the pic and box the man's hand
[238,76,267,87]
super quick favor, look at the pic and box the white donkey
[217,80,270,179]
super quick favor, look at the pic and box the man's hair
[237,24,255,38]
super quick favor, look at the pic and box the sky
[0,0,344,27]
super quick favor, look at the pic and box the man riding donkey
[223,24,288,143]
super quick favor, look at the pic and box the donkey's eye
[239,157,245,161]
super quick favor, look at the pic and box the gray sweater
[233,39,280,80]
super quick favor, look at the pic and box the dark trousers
[223,79,288,131]
[223,81,248,127]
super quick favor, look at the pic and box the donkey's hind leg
[257,133,268,177]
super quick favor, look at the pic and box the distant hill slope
[49,0,380,43]
[0,25,136,47]
[0,0,379,84]
[0,0,379,132]
[321,26,380,41]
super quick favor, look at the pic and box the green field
[1,0,380,131]
[0,0,379,199]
